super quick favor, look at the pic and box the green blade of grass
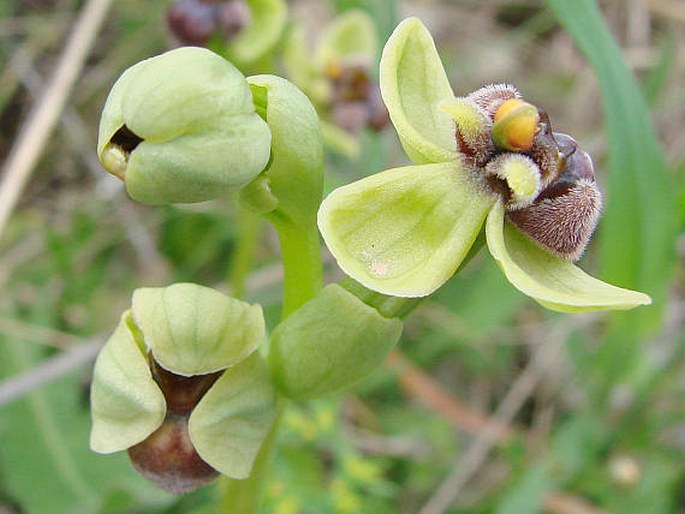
[545,0,676,333]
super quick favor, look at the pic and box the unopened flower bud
[97,47,271,205]
[216,0,251,40]
[167,0,218,46]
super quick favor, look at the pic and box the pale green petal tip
[188,354,275,479]
[318,162,494,298]
[90,312,166,453]
[379,17,457,164]
[226,0,287,65]
[317,9,378,69]
[485,202,652,313]
[131,283,265,376]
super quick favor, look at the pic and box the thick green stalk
[272,217,324,317]
[218,216,322,514]
[229,203,262,300]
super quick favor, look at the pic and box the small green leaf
[90,312,166,453]
[485,202,652,313]
[316,9,378,69]
[188,353,275,479]
[379,17,457,164]
[224,0,287,66]
[131,283,265,376]
[269,284,403,399]
[318,162,494,297]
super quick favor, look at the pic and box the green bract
[97,46,271,205]
[269,284,403,399]
[90,283,275,479]
[317,18,651,312]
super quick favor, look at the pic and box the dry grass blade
[0,0,113,243]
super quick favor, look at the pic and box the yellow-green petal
[224,0,287,66]
[131,283,264,376]
[379,17,457,164]
[318,162,495,297]
[90,312,166,453]
[188,353,275,479]
[485,202,652,312]
[316,9,378,70]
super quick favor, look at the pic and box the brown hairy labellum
[507,141,602,261]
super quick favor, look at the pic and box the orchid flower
[317,18,650,313]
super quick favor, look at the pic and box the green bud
[268,284,403,400]
[97,47,271,205]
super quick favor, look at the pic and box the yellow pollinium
[100,143,128,181]
[492,99,539,151]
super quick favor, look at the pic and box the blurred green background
[0,0,684,513]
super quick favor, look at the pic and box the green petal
[132,283,265,376]
[90,312,166,453]
[269,284,403,400]
[379,17,457,164]
[485,202,652,312]
[125,114,270,205]
[121,47,255,141]
[225,0,287,66]
[188,353,275,479]
[316,10,378,69]
[318,162,495,297]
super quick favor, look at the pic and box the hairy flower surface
[318,18,650,312]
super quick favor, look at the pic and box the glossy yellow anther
[492,99,539,151]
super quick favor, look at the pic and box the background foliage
[1,0,684,513]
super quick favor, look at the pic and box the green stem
[271,216,324,318]
[229,203,262,300]
[218,217,322,514]
[218,398,286,513]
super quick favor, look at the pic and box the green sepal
[316,9,378,70]
[268,284,403,400]
[188,353,275,479]
[243,75,324,229]
[223,0,287,67]
[379,17,457,164]
[485,202,652,312]
[131,283,265,376]
[97,47,271,205]
[318,162,495,297]
[90,311,166,453]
